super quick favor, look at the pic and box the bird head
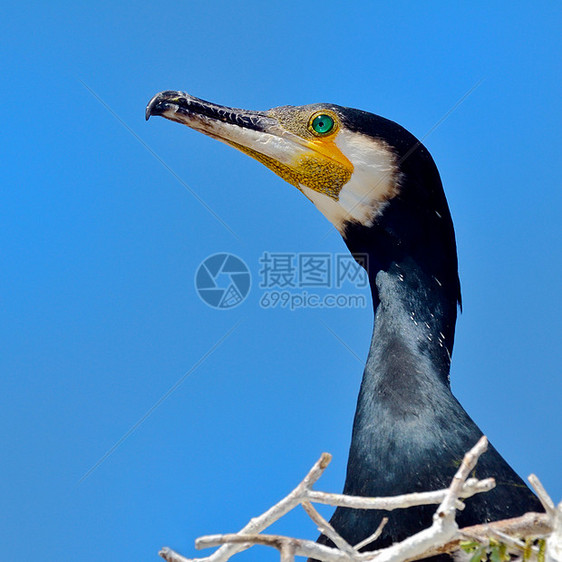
[146,91,460,308]
[146,91,404,235]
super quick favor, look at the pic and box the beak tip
[146,91,168,121]
[146,90,186,121]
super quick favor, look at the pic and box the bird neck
[341,147,461,382]
[368,259,457,388]
[343,207,460,387]
[338,253,461,499]
[339,198,462,495]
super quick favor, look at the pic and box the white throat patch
[300,129,401,234]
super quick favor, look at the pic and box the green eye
[310,113,335,135]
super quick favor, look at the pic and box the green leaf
[470,545,487,562]
[523,537,533,561]
[538,539,546,562]
[499,542,508,562]
[460,540,478,553]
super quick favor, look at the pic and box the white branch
[301,501,356,557]
[421,512,551,559]
[529,473,556,517]
[366,436,489,562]
[306,477,494,512]
[162,453,332,562]
[353,518,388,552]
[160,437,559,562]
[196,534,358,562]
[547,501,562,562]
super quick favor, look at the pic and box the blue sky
[1,2,560,561]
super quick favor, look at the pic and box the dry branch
[159,437,559,562]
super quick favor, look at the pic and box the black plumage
[145,93,543,560]
[314,109,542,558]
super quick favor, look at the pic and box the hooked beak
[145,91,353,198]
[146,91,275,136]
[145,91,314,186]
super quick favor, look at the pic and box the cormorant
[146,92,542,558]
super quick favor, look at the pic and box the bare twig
[196,534,356,562]
[280,542,296,562]
[460,512,552,539]
[353,517,388,552]
[486,529,528,551]
[301,501,356,557]
[529,474,556,517]
[160,547,192,562]
[367,437,489,562]
[161,454,332,562]
[160,437,559,562]
[421,512,551,559]
[306,477,494,512]
[547,501,562,562]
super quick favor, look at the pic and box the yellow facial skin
[230,138,353,200]
[264,108,354,199]
[147,91,403,233]
[149,94,354,201]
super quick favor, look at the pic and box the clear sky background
[1,2,560,561]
